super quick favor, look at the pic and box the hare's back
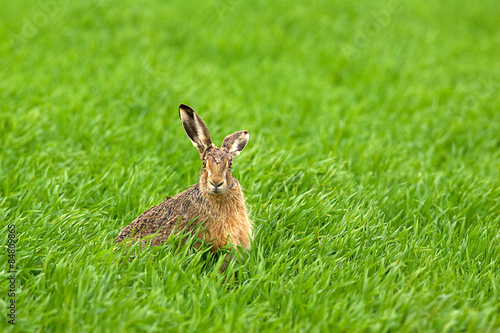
[116,184,203,245]
[115,196,180,244]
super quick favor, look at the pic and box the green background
[1,0,499,331]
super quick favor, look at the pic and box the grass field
[1,0,500,331]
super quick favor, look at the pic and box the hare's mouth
[208,185,226,195]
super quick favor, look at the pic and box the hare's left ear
[179,104,213,158]
[222,130,249,157]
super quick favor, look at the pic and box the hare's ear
[179,104,213,157]
[222,130,249,157]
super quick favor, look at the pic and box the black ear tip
[179,104,194,111]
[243,130,248,135]
[179,104,195,119]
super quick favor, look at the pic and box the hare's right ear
[222,130,249,157]
[179,104,213,157]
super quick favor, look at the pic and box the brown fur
[115,104,252,262]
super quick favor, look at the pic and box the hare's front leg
[220,253,232,273]
[219,245,249,273]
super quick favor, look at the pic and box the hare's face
[200,148,235,195]
[179,104,249,195]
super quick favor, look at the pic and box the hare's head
[179,104,249,195]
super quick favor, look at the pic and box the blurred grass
[1,0,499,332]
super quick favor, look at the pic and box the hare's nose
[210,180,224,188]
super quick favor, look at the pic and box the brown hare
[115,104,252,270]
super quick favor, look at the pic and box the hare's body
[115,104,252,259]
[115,182,251,250]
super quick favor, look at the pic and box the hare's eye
[203,160,207,168]
[228,160,233,168]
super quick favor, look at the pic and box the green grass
[1,0,500,331]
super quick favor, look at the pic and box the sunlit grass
[1,0,499,331]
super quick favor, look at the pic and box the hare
[115,104,252,269]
